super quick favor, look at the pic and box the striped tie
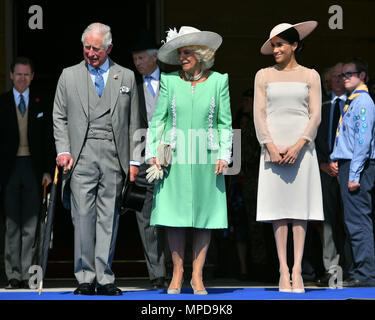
[18,94,26,117]
[335,84,369,146]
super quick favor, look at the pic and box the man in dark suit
[131,33,167,289]
[315,62,352,286]
[0,57,53,289]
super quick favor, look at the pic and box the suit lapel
[109,59,122,116]
[75,61,89,118]
[7,91,19,134]
[138,82,148,126]
[27,91,36,133]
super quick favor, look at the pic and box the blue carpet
[0,287,374,300]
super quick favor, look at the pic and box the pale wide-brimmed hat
[158,26,223,65]
[260,21,318,55]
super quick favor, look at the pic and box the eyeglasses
[339,71,360,79]
[84,45,105,53]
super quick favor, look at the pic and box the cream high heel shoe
[292,273,305,293]
[190,279,208,295]
[278,273,292,293]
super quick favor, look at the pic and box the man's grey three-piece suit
[53,59,142,285]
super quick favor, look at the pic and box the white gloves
[146,165,167,183]
[146,143,172,183]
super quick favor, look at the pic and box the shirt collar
[331,92,347,104]
[13,87,30,100]
[87,58,110,74]
[143,66,160,81]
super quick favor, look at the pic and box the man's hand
[42,173,52,186]
[320,162,338,177]
[129,165,139,182]
[348,181,360,192]
[56,154,74,173]
[329,161,339,176]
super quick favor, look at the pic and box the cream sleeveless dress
[253,65,324,222]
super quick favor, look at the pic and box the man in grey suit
[131,34,167,289]
[315,62,352,286]
[53,23,141,296]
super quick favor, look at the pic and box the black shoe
[342,278,373,287]
[5,279,21,289]
[315,273,331,287]
[74,283,96,295]
[151,277,168,289]
[21,280,30,289]
[97,283,122,296]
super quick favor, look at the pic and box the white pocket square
[120,86,130,94]
[37,112,43,118]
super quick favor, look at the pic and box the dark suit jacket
[136,70,162,130]
[0,89,55,186]
[315,98,332,165]
[137,81,150,130]
[136,73,161,162]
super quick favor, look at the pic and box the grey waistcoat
[87,76,114,141]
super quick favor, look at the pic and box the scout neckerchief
[335,84,369,146]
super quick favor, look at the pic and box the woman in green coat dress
[145,26,232,294]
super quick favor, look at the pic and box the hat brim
[158,31,222,65]
[260,21,318,55]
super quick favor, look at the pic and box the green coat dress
[146,71,232,229]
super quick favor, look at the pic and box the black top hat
[131,29,159,52]
[120,178,147,215]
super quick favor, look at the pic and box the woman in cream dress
[253,21,324,293]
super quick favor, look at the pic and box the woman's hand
[215,160,228,175]
[265,142,284,164]
[279,138,307,165]
[149,157,161,170]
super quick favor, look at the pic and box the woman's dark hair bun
[277,27,304,54]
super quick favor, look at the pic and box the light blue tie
[18,94,26,117]
[95,68,105,97]
[145,75,156,98]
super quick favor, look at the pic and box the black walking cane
[38,166,59,295]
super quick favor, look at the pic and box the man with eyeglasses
[315,62,352,287]
[330,58,375,287]
[53,23,142,295]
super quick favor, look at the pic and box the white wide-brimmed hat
[260,21,318,55]
[158,26,223,65]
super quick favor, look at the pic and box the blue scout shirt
[330,91,375,182]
